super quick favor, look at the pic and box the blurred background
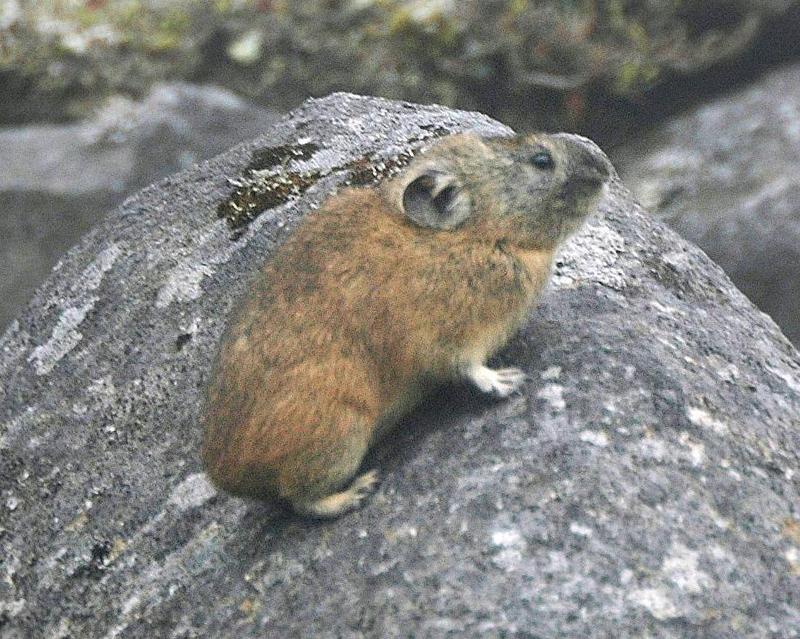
[1,0,799,344]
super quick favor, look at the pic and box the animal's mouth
[575,170,608,191]
[573,155,611,191]
[561,174,607,202]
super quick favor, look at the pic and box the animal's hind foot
[291,470,379,519]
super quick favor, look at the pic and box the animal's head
[383,132,613,249]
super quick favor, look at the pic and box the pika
[201,132,611,517]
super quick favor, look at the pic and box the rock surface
[0,82,279,332]
[1,94,799,638]
[615,62,800,346]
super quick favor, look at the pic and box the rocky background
[3,0,800,133]
[2,0,800,346]
[615,63,800,347]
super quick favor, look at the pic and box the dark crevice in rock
[217,132,446,234]
[174,333,193,352]
[247,142,320,172]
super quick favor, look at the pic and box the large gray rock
[1,94,799,638]
[614,62,800,346]
[0,82,279,332]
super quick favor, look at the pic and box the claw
[465,364,527,398]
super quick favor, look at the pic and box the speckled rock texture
[615,62,800,347]
[0,81,279,333]
[1,94,799,639]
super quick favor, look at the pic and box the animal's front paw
[466,365,527,398]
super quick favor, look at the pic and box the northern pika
[201,132,612,517]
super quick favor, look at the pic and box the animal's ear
[401,169,471,230]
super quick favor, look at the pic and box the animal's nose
[555,134,613,188]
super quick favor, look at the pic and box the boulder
[1,94,799,638]
[0,82,279,332]
[614,62,800,346]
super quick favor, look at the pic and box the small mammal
[201,132,611,517]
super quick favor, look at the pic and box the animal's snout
[555,133,613,190]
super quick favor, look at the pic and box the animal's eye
[529,150,554,170]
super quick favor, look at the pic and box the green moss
[507,0,529,18]
[627,21,651,50]
[143,10,190,52]
[160,9,191,38]
[387,7,413,34]
[73,6,103,29]
[605,0,627,30]
[116,2,146,30]
[387,5,461,55]
[614,60,660,95]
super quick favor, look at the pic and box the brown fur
[201,132,611,516]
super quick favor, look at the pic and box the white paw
[292,470,379,519]
[466,365,527,398]
[338,470,380,513]
[350,469,379,497]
